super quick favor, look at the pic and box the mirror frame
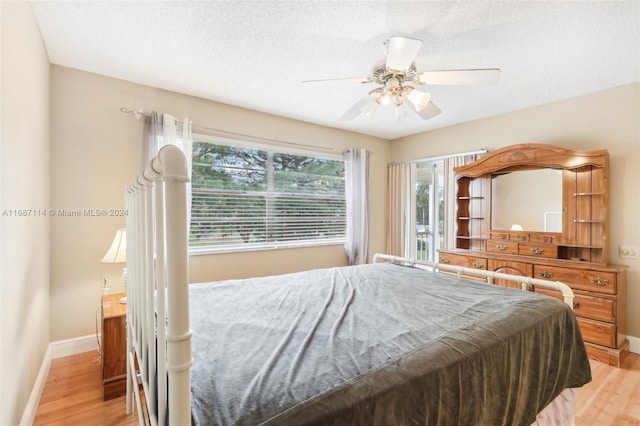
[454,143,609,263]
[455,144,608,178]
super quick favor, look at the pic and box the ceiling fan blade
[386,36,422,72]
[302,76,369,84]
[339,95,374,121]
[408,100,441,120]
[416,68,501,85]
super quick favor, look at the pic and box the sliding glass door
[388,150,483,261]
[415,161,445,262]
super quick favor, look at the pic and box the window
[190,139,346,252]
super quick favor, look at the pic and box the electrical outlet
[619,245,638,259]
[102,274,111,294]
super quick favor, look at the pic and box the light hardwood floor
[33,351,138,426]
[575,353,640,425]
[34,351,640,425]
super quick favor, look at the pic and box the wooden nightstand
[101,292,127,400]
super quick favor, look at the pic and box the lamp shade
[406,88,431,112]
[102,229,126,264]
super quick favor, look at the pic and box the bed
[125,146,591,425]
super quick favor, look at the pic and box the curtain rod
[120,107,338,153]
[390,148,488,165]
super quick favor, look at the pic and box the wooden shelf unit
[455,175,490,251]
[563,164,608,263]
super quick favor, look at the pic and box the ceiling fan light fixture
[309,35,499,123]
[395,102,409,122]
[406,87,431,112]
[379,91,393,106]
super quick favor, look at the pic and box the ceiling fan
[304,36,501,122]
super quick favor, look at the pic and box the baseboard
[19,345,51,426]
[19,335,100,425]
[628,335,640,355]
[50,334,100,359]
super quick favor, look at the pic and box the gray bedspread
[188,262,591,426]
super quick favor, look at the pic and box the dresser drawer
[518,243,558,259]
[536,288,615,323]
[486,240,518,255]
[438,253,486,269]
[533,265,617,295]
[577,317,616,348]
[438,253,487,281]
[488,259,533,290]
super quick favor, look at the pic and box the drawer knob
[530,247,544,255]
[573,302,580,309]
[591,277,609,286]
[441,257,450,264]
[538,271,553,279]
[496,244,508,251]
[472,262,483,268]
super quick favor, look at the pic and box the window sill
[188,239,346,256]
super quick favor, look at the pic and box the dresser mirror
[491,169,563,232]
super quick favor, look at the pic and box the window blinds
[190,142,346,251]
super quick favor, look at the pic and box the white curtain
[139,111,163,171]
[140,112,193,224]
[386,163,416,258]
[344,148,370,265]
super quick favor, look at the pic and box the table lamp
[102,228,127,303]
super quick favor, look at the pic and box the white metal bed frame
[125,145,192,425]
[372,253,575,307]
[124,146,576,426]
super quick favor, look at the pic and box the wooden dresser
[101,293,127,399]
[438,144,628,367]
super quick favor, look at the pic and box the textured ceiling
[32,1,640,140]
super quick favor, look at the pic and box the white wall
[392,83,640,340]
[0,2,51,424]
[50,65,390,341]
